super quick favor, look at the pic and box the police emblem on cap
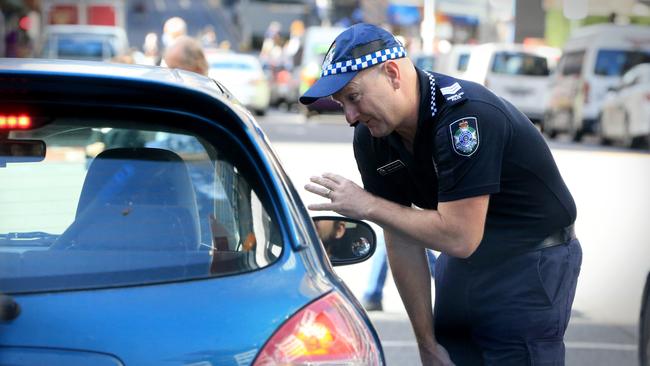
[449,117,479,156]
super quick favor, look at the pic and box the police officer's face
[332,64,399,137]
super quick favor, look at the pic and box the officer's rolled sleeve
[435,102,510,202]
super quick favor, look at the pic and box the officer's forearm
[366,194,489,258]
[384,230,437,347]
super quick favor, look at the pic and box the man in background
[163,36,209,76]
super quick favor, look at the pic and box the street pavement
[257,108,649,366]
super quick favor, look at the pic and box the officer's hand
[304,172,375,220]
[418,343,455,366]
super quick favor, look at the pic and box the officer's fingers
[308,202,334,211]
[322,172,345,183]
[309,175,336,190]
[304,183,330,197]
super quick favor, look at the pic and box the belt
[529,224,576,251]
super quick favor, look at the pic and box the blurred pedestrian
[142,32,160,66]
[162,16,187,49]
[163,36,209,76]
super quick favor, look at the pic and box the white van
[38,25,129,62]
[438,44,475,79]
[542,24,650,140]
[460,43,560,123]
[295,26,345,114]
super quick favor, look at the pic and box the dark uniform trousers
[433,239,582,365]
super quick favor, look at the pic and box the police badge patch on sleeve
[449,117,479,156]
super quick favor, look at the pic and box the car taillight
[582,81,590,104]
[0,115,31,129]
[253,292,382,366]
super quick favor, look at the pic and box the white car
[599,63,650,148]
[542,24,650,141]
[437,44,475,80]
[38,25,129,61]
[207,52,270,115]
[461,43,560,124]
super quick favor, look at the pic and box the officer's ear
[383,60,401,90]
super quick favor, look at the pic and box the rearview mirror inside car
[312,216,376,266]
[0,139,46,166]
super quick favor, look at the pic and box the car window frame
[0,101,292,294]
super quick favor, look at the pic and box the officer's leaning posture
[302,23,582,366]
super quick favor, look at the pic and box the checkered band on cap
[321,46,407,77]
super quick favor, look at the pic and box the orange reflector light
[0,115,31,129]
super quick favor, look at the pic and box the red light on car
[0,115,31,129]
[253,292,382,365]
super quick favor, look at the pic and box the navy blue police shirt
[353,67,577,260]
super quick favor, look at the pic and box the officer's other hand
[304,172,374,220]
[418,343,455,366]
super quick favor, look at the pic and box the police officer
[301,23,582,365]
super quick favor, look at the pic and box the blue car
[0,59,383,365]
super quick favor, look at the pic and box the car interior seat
[51,147,201,251]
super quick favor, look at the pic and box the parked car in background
[37,24,129,61]
[437,44,475,79]
[295,26,345,115]
[207,51,271,116]
[461,43,560,124]
[0,58,384,365]
[599,63,650,148]
[542,24,650,140]
[411,52,436,72]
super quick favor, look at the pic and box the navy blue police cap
[299,23,407,105]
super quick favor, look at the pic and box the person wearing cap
[302,23,581,365]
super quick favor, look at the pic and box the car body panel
[3,251,329,366]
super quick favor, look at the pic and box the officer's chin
[367,125,389,138]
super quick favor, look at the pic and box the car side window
[560,51,585,76]
[0,121,284,294]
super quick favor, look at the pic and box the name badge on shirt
[377,160,406,176]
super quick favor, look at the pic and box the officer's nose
[344,105,359,126]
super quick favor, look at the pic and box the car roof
[0,58,224,97]
[43,24,127,35]
[206,52,260,64]
[0,58,261,135]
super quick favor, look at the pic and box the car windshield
[491,51,549,76]
[0,118,284,294]
[594,49,650,76]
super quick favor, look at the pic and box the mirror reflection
[313,217,375,265]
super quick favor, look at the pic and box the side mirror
[312,216,376,266]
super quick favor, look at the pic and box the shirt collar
[385,67,437,157]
